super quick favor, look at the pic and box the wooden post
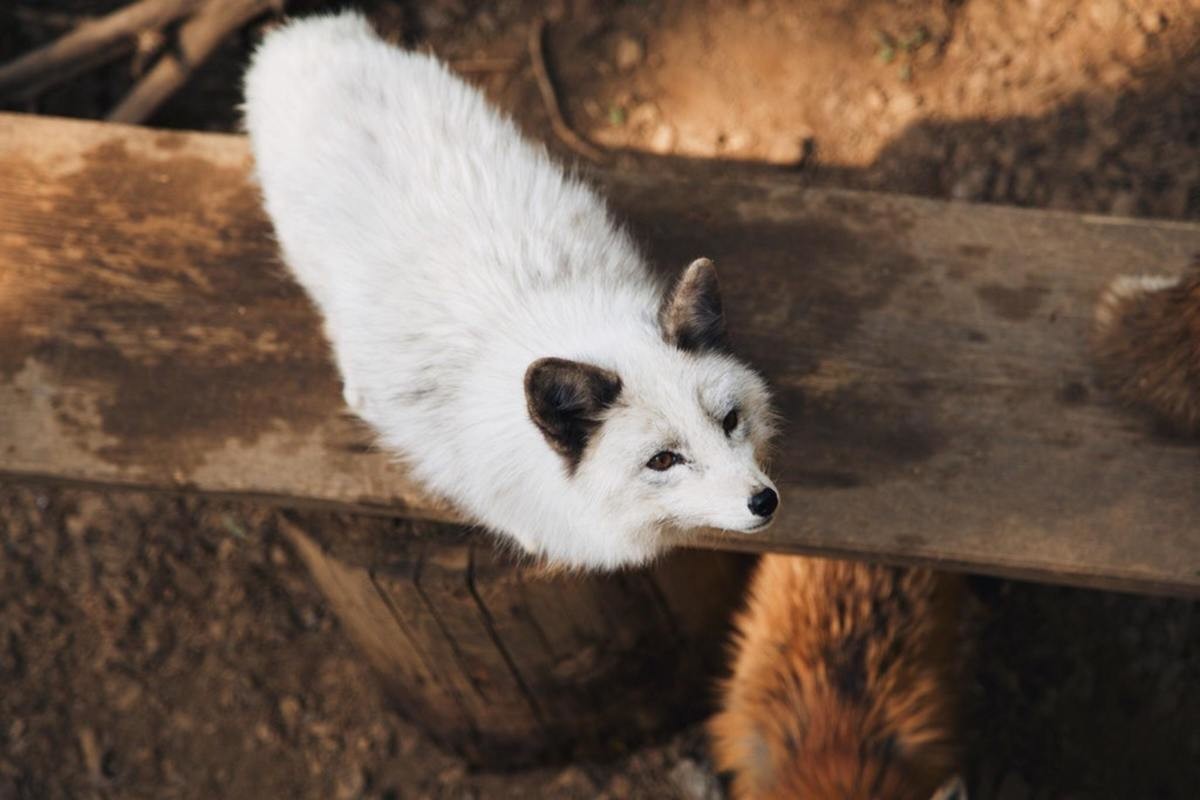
[279,517,752,766]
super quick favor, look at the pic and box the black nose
[748,487,778,518]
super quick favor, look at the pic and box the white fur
[243,12,778,569]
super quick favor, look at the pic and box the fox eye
[646,451,681,471]
[722,408,739,436]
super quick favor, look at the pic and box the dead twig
[527,17,605,163]
[107,0,278,125]
[0,0,203,97]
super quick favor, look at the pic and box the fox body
[710,555,966,800]
[243,13,778,569]
[1093,262,1200,435]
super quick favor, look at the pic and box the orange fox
[709,555,967,800]
[1093,260,1200,435]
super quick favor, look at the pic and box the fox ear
[661,257,726,352]
[525,357,623,469]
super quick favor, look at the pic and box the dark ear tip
[524,356,568,388]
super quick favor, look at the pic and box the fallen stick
[106,0,278,124]
[527,17,605,163]
[0,0,203,97]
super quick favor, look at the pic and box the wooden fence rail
[2,112,1199,595]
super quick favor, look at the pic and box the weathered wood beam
[1,113,1198,595]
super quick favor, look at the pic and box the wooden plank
[1,112,1199,595]
[276,517,472,732]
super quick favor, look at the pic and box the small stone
[615,36,644,71]
[649,122,677,154]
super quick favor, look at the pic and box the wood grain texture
[279,515,748,765]
[2,113,1199,595]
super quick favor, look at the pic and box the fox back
[242,13,779,569]
[710,555,966,800]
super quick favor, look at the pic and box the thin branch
[527,17,605,163]
[107,0,278,125]
[0,0,203,97]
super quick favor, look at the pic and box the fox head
[524,258,779,567]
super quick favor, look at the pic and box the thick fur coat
[243,13,778,569]
[710,555,966,800]
[1093,262,1200,435]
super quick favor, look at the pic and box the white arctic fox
[243,12,780,569]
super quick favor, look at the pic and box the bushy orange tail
[709,555,967,800]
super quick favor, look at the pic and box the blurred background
[1,1,1199,798]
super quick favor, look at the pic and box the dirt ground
[2,1,1200,798]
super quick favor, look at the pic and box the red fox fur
[709,555,966,800]
[1093,261,1200,435]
